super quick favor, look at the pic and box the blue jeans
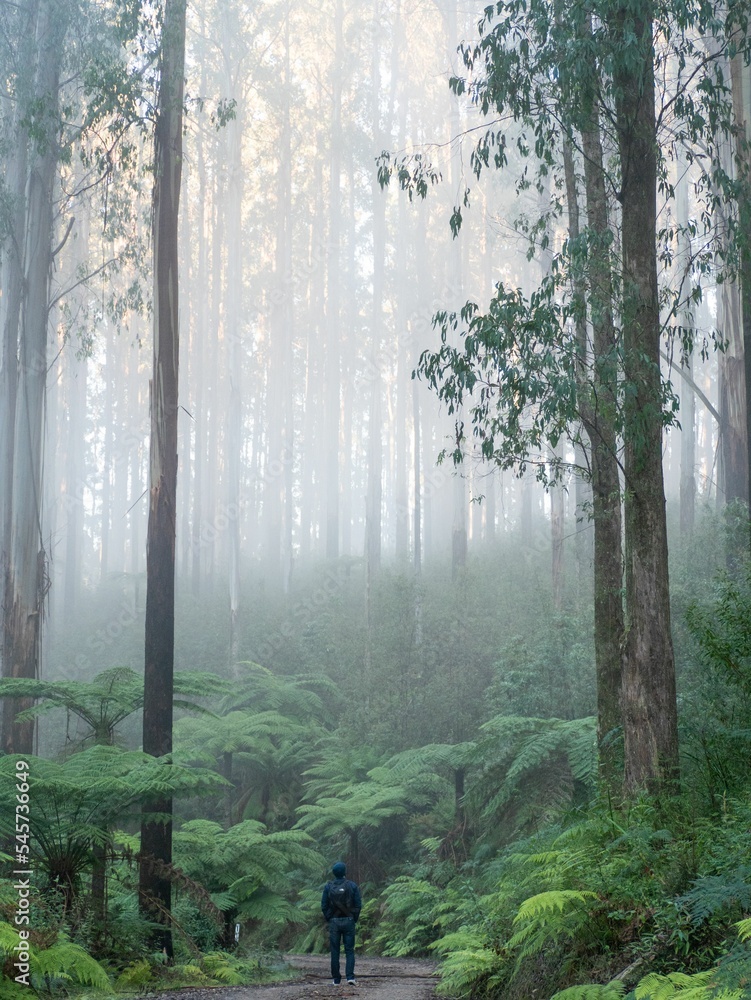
[329,916,356,982]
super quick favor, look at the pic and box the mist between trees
[4,0,751,994]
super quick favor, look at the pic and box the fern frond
[551,984,627,1000]
[507,890,598,966]
[201,952,245,985]
[634,969,727,1000]
[0,926,111,990]
[513,889,598,923]
[32,937,111,988]
[735,917,751,942]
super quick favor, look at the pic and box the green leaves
[507,889,599,965]
[419,270,582,484]
[174,819,323,922]
[0,924,111,991]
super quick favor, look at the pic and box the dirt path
[143,955,440,1000]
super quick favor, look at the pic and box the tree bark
[613,0,679,793]
[730,52,751,517]
[139,0,187,958]
[325,0,344,561]
[3,0,65,755]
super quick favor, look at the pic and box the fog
[5,0,724,712]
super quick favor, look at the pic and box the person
[321,861,362,985]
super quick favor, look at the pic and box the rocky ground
[139,954,440,1000]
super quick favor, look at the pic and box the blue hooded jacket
[321,863,362,921]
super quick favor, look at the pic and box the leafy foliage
[0,667,223,746]
[0,921,111,992]
[466,715,597,843]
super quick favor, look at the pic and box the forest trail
[145,955,439,1000]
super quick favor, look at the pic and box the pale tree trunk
[550,447,565,612]
[281,9,295,590]
[325,0,344,561]
[139,0,186,958]
[614,0,679,793]
[128,338,145,580]
[60,187,89,615]
[190,50,209,598]
[444,3,467,580]
[3,0,66,755]
[264,1,294,584]
[675,153,696,535]
[480,192,497,545]
[342,150,358,556]
[717,276,746,506]
[301,140,325,560]
[395,80,410,562]
[696,39,748,510]
[100,325,114,582]
[730,52,751,515]
[63,348,86,617]
[413,379,422,574]
[222,9,245,667]
[1,109,28,676]
[177,185,192,582]
[366,0,385,583]
[205,165,224,594]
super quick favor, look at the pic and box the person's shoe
[332,979,341,985]
[347,979,356,985]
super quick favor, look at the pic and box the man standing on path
[321,861,362,985]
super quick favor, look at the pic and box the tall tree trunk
[0,92,28,680]
[139,0,186,958]
[264,1,293,583]
[413,379,422,574]
[613,0,679,792]
[325,0,344,561]
[3,0,65,755]
[366,0,385,582]
[560,17,626,780]
[222,11,244,667]
[100,325,114,582]
[676,153,696,535]
[190,44,209,598]
[730,52,751,520]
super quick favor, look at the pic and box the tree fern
[221,661,336,721]
[0,667,224,746]
[0,749,225,910]
[371,876,449,957]
[467,716,597,843]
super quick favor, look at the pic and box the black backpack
[328,878,352,916]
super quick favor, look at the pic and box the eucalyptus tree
[139,0,187,958]
[1,0,146,754]
[383,0,747,793]
[2,0,70,756]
